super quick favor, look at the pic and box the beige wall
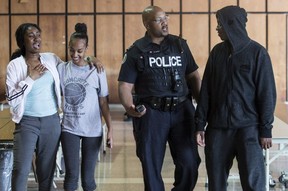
[0,0,287,104]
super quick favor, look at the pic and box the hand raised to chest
[26,58,47,80]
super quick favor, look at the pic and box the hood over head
[216,5,250,53]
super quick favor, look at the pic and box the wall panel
[240,0,266,11]
[268,0,288,12]
[68,0,94,13]
[96,15,123,102]
[0,16,9,66]
[183,14,209,76]
[183,0,208,12]
[125,0,150,12]
[211,0,237,12]
[39,0,65,13]
[39,16,66,60]
[96,0,122,13]
[0,16,9,100]
[154,0,180,13]
[11,0,37,13]
[268,14,286,102]
[124,15,146,50]
[167,15,180,38]
[246,14,266,47]
[0,0,8,13]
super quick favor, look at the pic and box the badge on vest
[148,56,182,68]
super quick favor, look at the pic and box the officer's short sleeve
[118,48,138,83]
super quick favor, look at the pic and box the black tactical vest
[133,35,189,97]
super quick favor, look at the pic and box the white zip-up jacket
[6,53,62,123]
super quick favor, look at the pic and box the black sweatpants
[205,126,265,191]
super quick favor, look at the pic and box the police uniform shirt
[118,34,198,97]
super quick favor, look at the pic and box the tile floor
[1,104,287,191]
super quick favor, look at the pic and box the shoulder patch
[121,53,127,64]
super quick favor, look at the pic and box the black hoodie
[195,6,277,138]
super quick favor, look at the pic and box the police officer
[118,5,201,191]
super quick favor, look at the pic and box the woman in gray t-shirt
[57,23,113,191]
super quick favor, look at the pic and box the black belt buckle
[163,97,172,111]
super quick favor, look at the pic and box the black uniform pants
[133,99,200,191]
[205,126,266,191]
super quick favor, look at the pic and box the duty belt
[140,96,188,112]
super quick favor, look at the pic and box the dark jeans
[133,99,200,191]
[61,132,102,191]
[205,126,266,191]
[12,113,61,191]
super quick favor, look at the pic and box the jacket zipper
[227,54,232,128]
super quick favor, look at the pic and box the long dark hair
[10,23,41,61]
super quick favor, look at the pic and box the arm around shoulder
[85,56,104,72]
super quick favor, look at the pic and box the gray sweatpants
[12,113,61,191]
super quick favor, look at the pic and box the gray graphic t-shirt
[57,61,109,137]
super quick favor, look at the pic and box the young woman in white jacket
[6,23,102,191]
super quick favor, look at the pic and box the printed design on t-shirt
[65,83,86,105]
[64,77,89,118]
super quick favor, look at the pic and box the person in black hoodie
[195,5,276,191]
